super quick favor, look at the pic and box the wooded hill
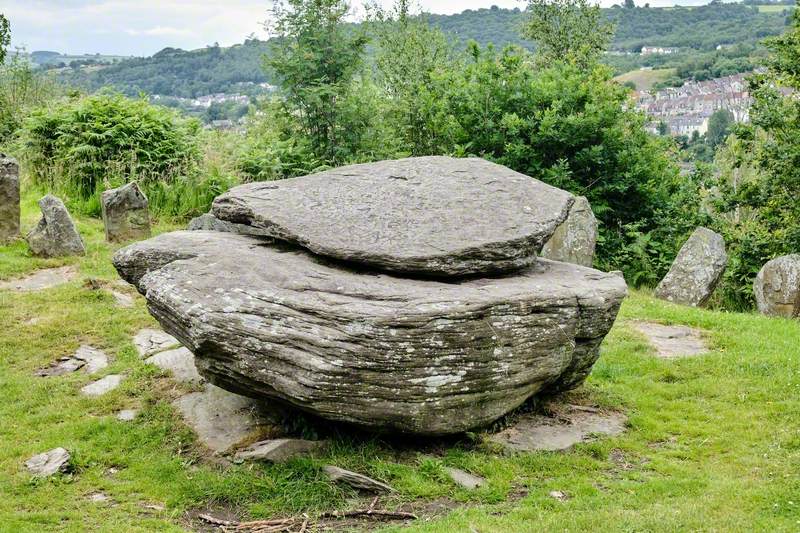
[59,2,792,98]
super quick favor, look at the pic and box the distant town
[635,72,752,136]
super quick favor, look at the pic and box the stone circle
[0,154,20,242]
[101,182,151,243]
[27,195,86,257]
[541,195,597,267]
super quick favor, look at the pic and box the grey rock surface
[101,182,151,242]
[754,254,800,318]
[0,154,20,242]
[630,322,708,358]
[74,345,110,374]
[133,328,180,358]
[540,195,597,267]
[0,266,79,292]
[26,195,86,257]
[489,406,626,452]
[188,212,274,238]
[145,347,203,383]
[654,227,727,307]
[172,383,277,454]
[213,156,574,276]
[81,374,124,396]
[116,409,138,421]
[234,438,325,463]
[444,467,485,490]
[323,466,394,493]
[113,230,626,435]
[25,447,70,478]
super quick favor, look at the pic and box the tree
[522,0,615,68]
[707,108,734,147]
[266,0,369,164]
[624,0,636,8]
[371,0,451,154]
[0,14,9,65]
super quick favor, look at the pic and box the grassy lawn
[613,68,675,91]
[1,188,800,532]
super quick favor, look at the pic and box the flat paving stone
[81,374,124,397]
[36,357,86,377]
[444,467,485,490]
[630,321,709,358]
[74,345,109,374]
[110,289,135,308]
[133,328,180,358]
[489,406,626,452]
[145,347,203,383]
[116,409,138,421]
[172,384,277,454]
[0,266,78,291]
[25,447,70,478]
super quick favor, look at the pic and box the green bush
[18,93,211,217]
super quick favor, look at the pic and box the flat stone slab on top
[113,230,626,435]
[213,156,574,277]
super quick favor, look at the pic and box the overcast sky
[4,0,725,57]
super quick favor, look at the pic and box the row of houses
[635,73,753,136]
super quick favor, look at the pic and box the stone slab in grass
[36,345,109,377]
[489,406,626,452]
[116,409,138,422]
[25,447,70,478]
[172,383,278,454]
[81,374,124,397]
[110,289,135,308]
[0,266,78,291]
[133,328,180,358]
[630,321,709,358]
[323,465,395,493]
[233,438,325,463]
[145,347,203,383]
[444,467,485,490]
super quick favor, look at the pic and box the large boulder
[754,254,800,318]
[540,195,597,267]
[0,154,20,242]
[212,156,574,277]
[26,195,85,257]
[113,230,626,435]
[101,182,151,242]
[655,227,727,307]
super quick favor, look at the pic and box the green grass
[613,68,676,91]
[1,188,800,532]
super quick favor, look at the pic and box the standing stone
[541,196,597,267]
[26,195,86,257]
[0,154,20,242]
[654,227,727,307]
[101,182,151,243]
[754,254,800,318]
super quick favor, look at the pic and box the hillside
[58,2,792,99]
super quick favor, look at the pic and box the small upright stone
[101,182,151,243]
[26,195,86,257]
[754,254,800,318]
[541,196,597,267]
[0,154,20,242]
[655,227,727,307]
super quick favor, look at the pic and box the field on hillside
[613,68,676,91]
[756,4,794,13]
[2,190,800,532]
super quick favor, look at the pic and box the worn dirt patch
[0,266,78,291]
[630,321,709,358]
